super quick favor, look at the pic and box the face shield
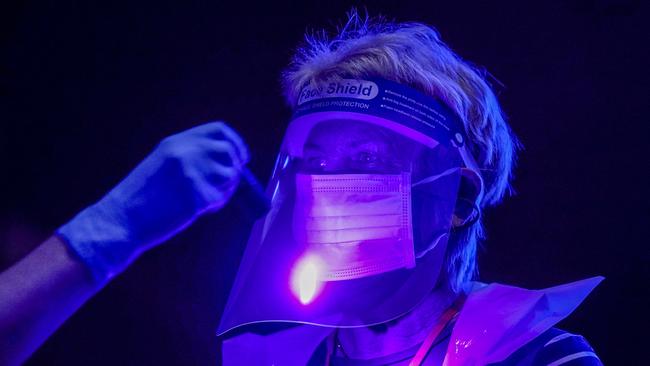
[218,78,482,335]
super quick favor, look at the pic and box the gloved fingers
[196,139,243,170]
[189,151,241,190]
[205,159,241,187]
[189,122,250,165]
[193,159,241,211]
[215,123,250,164]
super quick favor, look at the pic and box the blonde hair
[281,9,519,292]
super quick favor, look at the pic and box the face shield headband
[217,78,483,336]
[285,77,483,198]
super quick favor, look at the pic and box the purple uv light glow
[290,254,325,305]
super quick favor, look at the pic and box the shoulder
[496,328,603,366]
[532,328,602,366]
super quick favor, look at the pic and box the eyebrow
[351,140,381,148]
[303,142,323,151]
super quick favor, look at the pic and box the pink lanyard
[408,297,465,366]
[326,297,465,366]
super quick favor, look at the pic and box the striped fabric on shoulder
[533,330,602,366]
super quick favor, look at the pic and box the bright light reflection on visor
[290,255,325,305]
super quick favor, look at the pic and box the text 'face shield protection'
[218,78,482,335]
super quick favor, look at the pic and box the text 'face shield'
[218,78,479,335]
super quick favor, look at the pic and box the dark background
[1,0,648,364]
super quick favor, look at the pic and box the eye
[304,156,328,171]
[351,151,384,172]
[350,150,405,173]
[355,151,378,164]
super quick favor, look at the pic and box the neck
[336,285,458,360]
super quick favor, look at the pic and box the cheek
[411,191,456,248]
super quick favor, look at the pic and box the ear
[452,168,482,228]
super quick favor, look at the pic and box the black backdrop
[1,1,648,364]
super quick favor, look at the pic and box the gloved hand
[57,122,249,283]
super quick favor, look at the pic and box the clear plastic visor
[218,114,468,335]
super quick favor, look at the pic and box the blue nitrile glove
[57,122,249,283]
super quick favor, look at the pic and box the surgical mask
[293,172,414,281]
[292,168,459,282]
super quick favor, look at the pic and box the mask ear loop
[451,198,482,232]
[415,232,448,259]
[414,200,481,259]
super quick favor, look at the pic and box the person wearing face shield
[0,10,604,366]
[217,11,604,366]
